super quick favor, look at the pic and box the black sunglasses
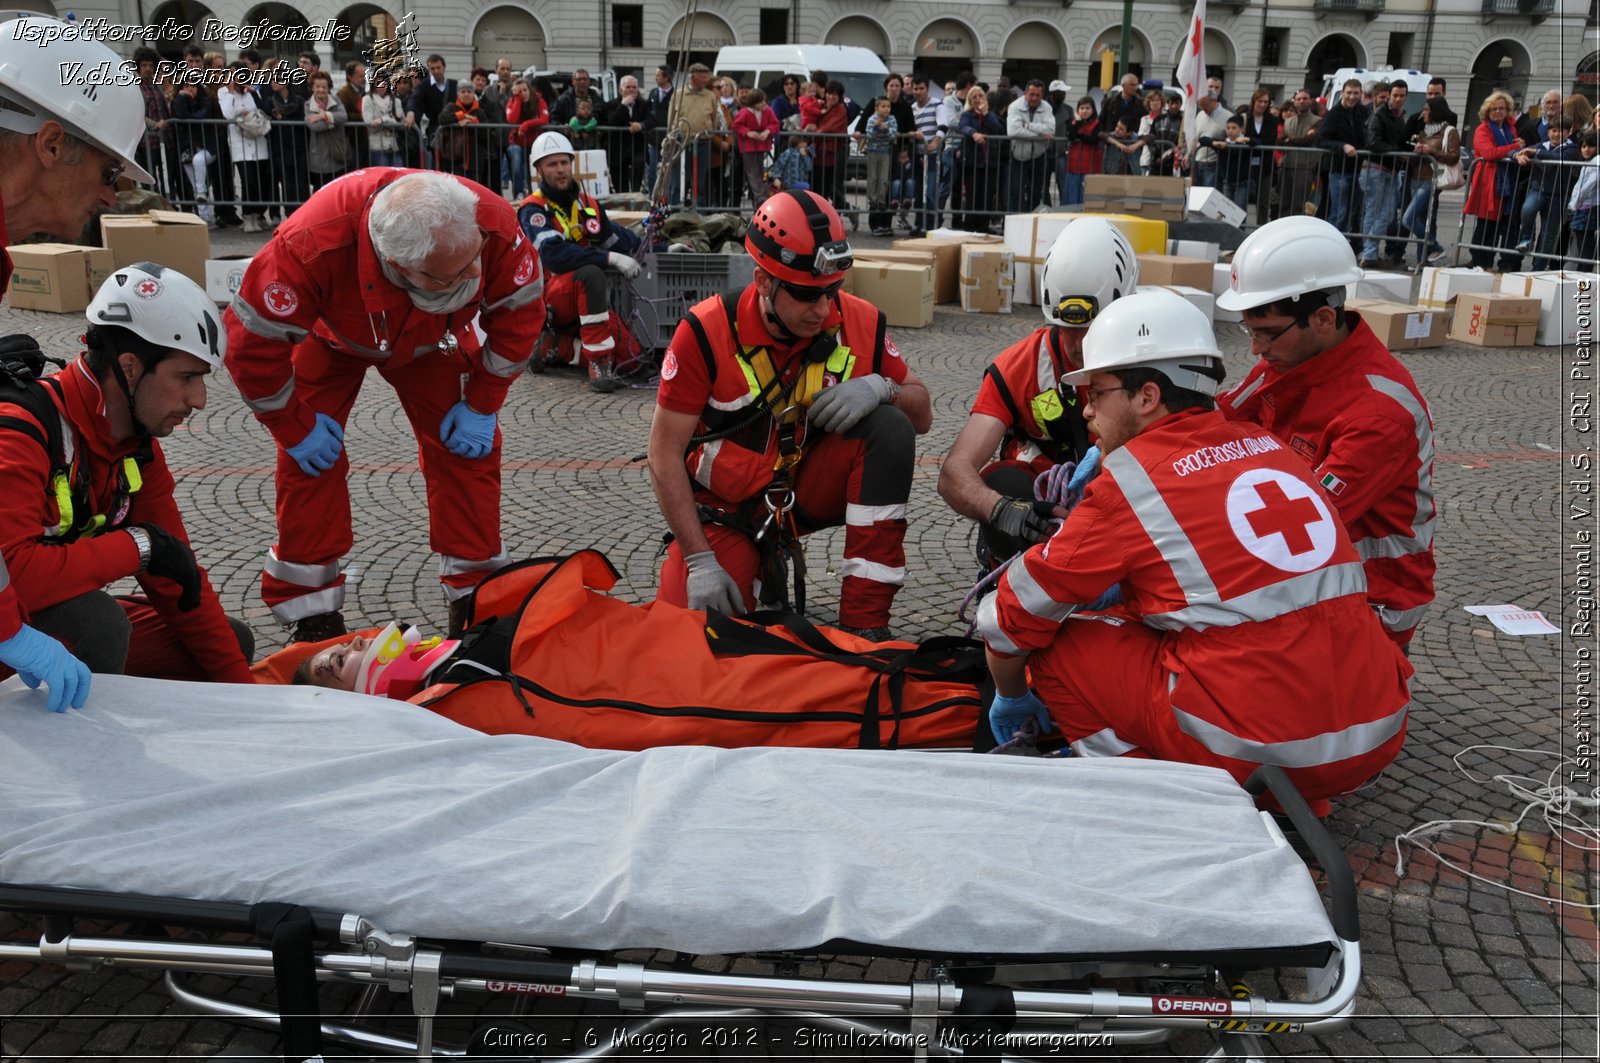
[777,279,844,304]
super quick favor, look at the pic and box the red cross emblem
[1225,468,1336,573]
[262,282,299,317]
[134,278,161,299]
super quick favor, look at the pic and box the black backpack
[0,335,68,480]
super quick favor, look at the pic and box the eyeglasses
[101,160,125,187]
[777,279,844,304]
[1085,385,1128,406]
[1236,319,1302,346]
[406,231,488,287]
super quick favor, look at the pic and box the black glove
[989,497,1056,545]
[139,523,202,612]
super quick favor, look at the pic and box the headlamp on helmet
[1054,294,1099,327]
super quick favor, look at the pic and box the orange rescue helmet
[744,189,853,287]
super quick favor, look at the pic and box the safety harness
[679,292,857,612]
[523,187,604,243]
[0,340,147,544]
[982,329,1090,466]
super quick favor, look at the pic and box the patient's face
[307,636,371,691]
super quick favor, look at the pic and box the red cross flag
[1175,0,1207,171]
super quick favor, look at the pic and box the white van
[714,44,890,113]
[1319,67,1433,117]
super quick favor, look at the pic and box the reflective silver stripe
[1072,727,1140,758]
[1142,561,1370,631]
[839,557,906,585]
[230,295,308,344]
[1173,701,1409,768]
[1034,334,1056,391]
[692,438,723,490]
[481,345,527,377]
[709,393,755,412]
[531,230,561,247]
[1354,525,1435,560]
[579,312,610,326]
[1223,375,1265,411]
[269,585,346,625]
[440,549,511,579]
[845,503,907,525]
[1361,373,1435,551]
[1105,447,1219,604]
[263,549,341,588]
[1375,600,1429,632]
[1005,553,1079,624]
[974,593,1021,656]
[487,276,544,310]
[241,376,298,415]
[1013,441,1044,464]
[0,556,9,593]
[582,335,617,353]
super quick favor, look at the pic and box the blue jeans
[926,147,955,227]
[1055,153,1070,207]
[1220,178,1248,212]
[1328,170,1356,233]
[1064,171,1085,206]
[1194,161,1217,189]
[1397,181,1442,262]
[369,149,403,168]
[1358,165,1398,260]
[505,144,527,201]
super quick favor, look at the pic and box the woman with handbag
[1397,97,1459,268]
[1464,91,1524,270]
[219,62,273,234]
[362,76,406,168]
[304,71,349,190]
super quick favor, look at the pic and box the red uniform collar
[1250,312,1380,393]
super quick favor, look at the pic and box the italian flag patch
[1319,472,1347,496]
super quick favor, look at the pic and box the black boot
[290,611,346,643]
[447,597,473,639]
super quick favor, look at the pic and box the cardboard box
[1186,186,1246,228]
[855,249,938,271]
[574,149,611,198]
[1084,211,1169,254]
[99,210,210,287]
[1449,319,1536,347]
[1143,283,1215,324]
[850,260,933,328]
[1497,270,1599,346]
[1452,293,1542,330]
[1083,174,1187,222]
[1348,270,1412,303]
[204,255,253,305]
[958,244,1015,314]
[5,243,114,312]
[1000,214,1072,306]
[1136,253,1212,290]
[1211,262,1242,323]
[891,234,1001,305]
[1348,299,1447,350]
[1168,238,1220,262]
[1417,266,1495,309]
[608,210,648,230]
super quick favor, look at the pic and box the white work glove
[808,374,895,435]
[667,242,694,253]
[607,251,642,279]
[683,550,744,615]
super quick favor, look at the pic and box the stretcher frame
[0,767,1359,1063]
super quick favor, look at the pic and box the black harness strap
[249,902,325,1063]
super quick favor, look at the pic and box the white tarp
[0,675,1336,958]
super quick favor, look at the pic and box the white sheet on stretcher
[0,675,1337,958]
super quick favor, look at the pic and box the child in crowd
[860,96,898,236]
[1568,131,1600,264]
[771,134,813,192]
[732,88,778,205]
[1065,97,1102,206]
[567,96,599,150]
[1215,114,1253,211]
[1516,114,1578,269]
[1102,117,1140,176]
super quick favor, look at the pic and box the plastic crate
[632,251,756,350]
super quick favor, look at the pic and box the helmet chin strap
[761,292,802,344]
[99,336,154,441]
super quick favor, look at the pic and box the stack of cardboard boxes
[4,211,213,313]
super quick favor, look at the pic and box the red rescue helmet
[744,189,853,287]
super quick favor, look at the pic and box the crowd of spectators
[137,44,1599,269]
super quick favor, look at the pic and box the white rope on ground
[1393,744,1600,909]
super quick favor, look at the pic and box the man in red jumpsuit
[0,265,255,686]
[224,169,545,642]
[979,290,1412,808]
[0,16,172,710]
[1216,216,1435,650]
[938,216,1138,568]
[519,130,642,392]
[647,190,933,640]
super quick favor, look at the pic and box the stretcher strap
[250,902,325,1063]
[949,983,1016,1063]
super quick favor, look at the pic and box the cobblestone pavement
[0,219,1596,1061]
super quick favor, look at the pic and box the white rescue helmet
[0,17,154,183]
[1215,216,1363,312]
[86,262,225,369]
[1040,216,1138,328]
[1063,289,1224,397]
[529,130,576,167]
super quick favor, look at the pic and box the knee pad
[575,264,610,312]
[228,616,257,663]
[846,402,915,461]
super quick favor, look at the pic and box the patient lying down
[294,623,461,700]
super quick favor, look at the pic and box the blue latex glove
[439,401,497,459]
[286,413,345,477]
[0,625,90,713]
[1067,445,1101,494]
[1083,583,1123,612]
[989,689,1052,746]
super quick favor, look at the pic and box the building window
[1261,28,1286,68]
[1386,32,1414,69]
[760,8,789,46]
[612,4,643,48]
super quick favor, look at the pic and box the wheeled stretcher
[0,676,1361,1060]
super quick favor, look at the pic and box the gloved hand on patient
[989,689,1052,746]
